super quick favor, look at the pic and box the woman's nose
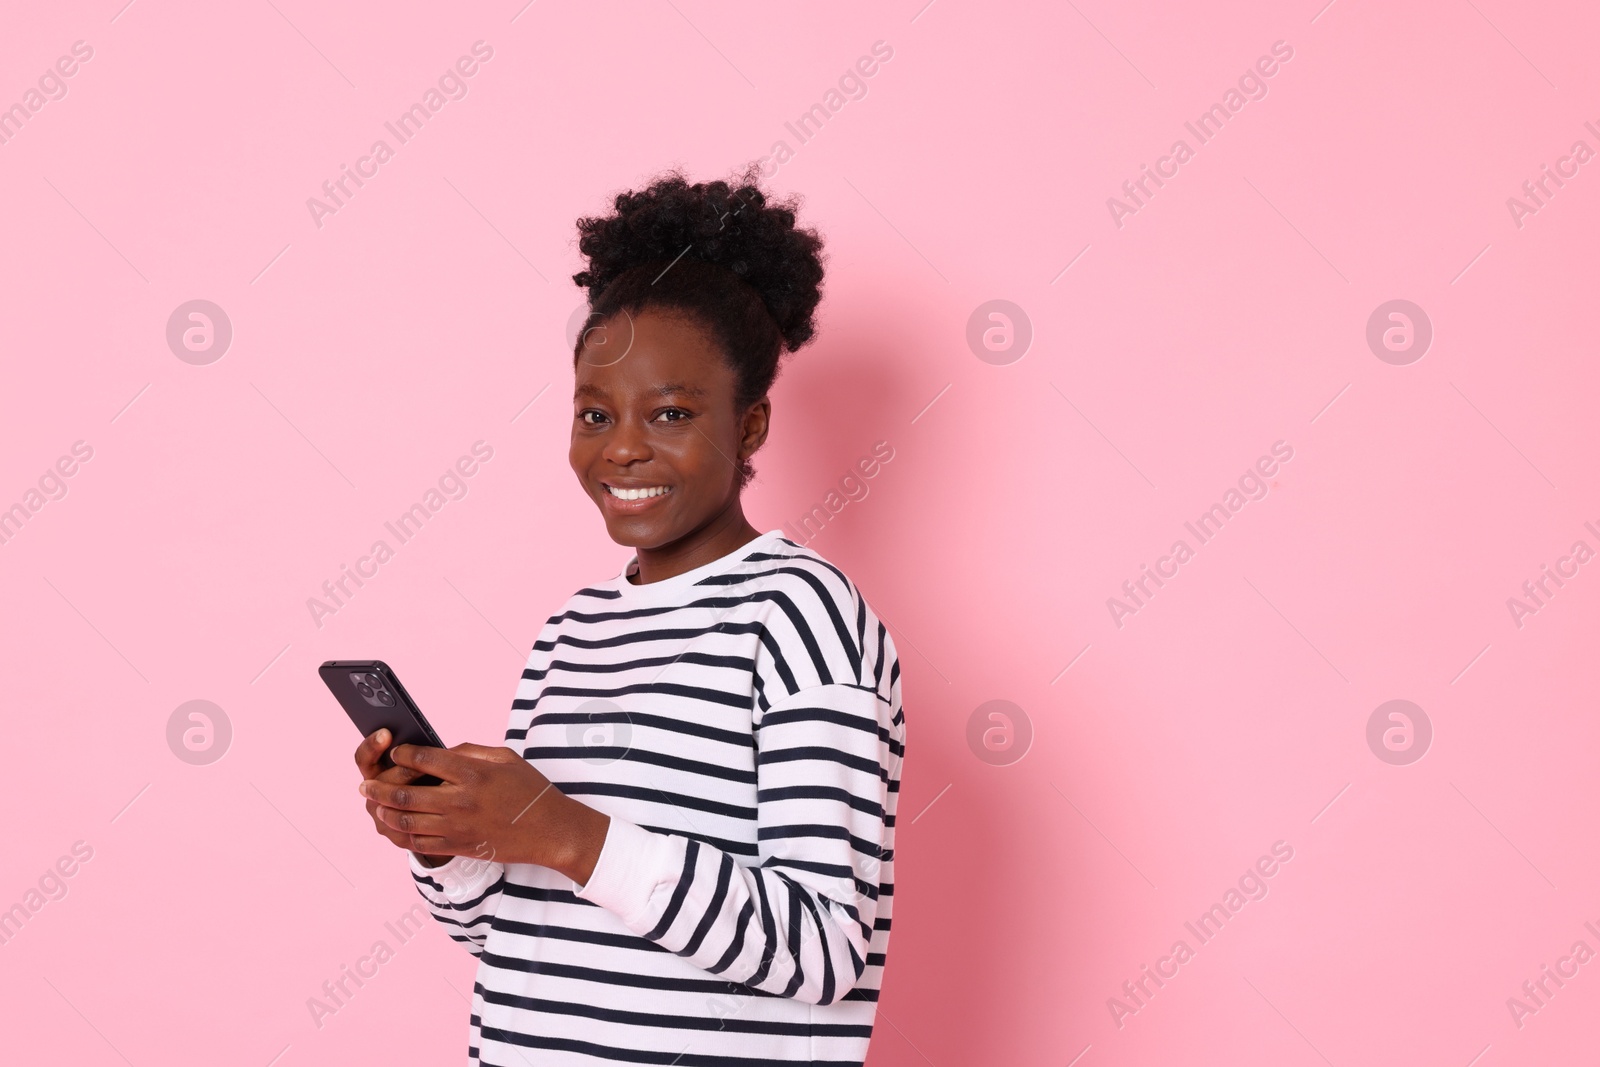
[604,415,651,464]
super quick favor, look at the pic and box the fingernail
[376,729,389,743]
[358,782,370,797]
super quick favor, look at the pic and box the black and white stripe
[411,529,905,1065]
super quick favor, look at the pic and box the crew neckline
[602,528,787,601]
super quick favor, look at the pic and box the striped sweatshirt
[410,528,905,1065]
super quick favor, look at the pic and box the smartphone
[320,660,446,786]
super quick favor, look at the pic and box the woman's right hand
[354,728,451,868]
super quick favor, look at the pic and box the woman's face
[569,307,763,550]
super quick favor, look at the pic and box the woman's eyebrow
[574,382,706,400]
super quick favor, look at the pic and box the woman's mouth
[602,483,673,511]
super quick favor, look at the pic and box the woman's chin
[600,510,675,548]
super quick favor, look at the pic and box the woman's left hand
[359,743,610,883]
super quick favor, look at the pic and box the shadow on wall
[877,752,1125,1063]
[760,303,912,560]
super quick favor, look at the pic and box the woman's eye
[654,408,691,423]
[579,410,607,425]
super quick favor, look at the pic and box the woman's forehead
[574,314,733,395]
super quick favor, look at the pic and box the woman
[354,165,907,1065]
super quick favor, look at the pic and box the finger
[372,804,452,838]
[375,762,425,785]
[365,801,417,849]
[390,743,481,784]
[354,729,393,777]
[360,777,448,813]
[401,834,452,855]
[369,819,413,851]
[449,742,523,763]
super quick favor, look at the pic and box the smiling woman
[353,164,906,1067]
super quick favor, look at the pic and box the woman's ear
[739,396,772,461]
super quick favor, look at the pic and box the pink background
[3,1,1597,1064]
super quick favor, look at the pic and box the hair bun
[572,163,825,353]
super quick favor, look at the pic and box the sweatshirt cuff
[572,814,684,927]
[410,851,503,903]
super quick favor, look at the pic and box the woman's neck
[629,506,762,585]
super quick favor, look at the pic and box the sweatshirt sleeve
[409,850,508,957]
[573,681,899,1005]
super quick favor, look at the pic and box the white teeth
[607,485,669,500]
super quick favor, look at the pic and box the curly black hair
[571,162,826,486]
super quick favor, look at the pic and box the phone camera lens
[356,682,375,697]
[376,691,395,707]
[363,673,383,689]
